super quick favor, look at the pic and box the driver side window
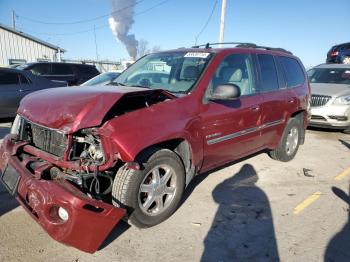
[210,54,256,96]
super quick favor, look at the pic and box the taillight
[331,51,339,57]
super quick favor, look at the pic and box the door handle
[19,89,30,92]
[288,98,295,103]
[250,105,260,111]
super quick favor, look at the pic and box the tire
[269,118,302,162]
[112,149,185,228]
[342,56,350,64]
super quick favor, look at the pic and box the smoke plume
[108,0,138,60]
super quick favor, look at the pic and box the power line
[16,23,107,36]
[16,0,172,36]
[194,0,219,45]
[17,0,146,25]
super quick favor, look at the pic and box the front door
[0,71,22,117]
[201,53,263,172]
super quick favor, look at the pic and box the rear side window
[52,64,73,75]
[338,44,350,51]
[257,54,279,92]
[0,71,20,85]
[76,65,99,75]
[278,57,305,87]
[30,64,50,76]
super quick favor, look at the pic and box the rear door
[201,53,264,171]
[0,71,22,117]
[277,56,308,121]
[256,54,288,148]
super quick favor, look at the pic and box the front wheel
[269,118,302,162]
[112,149,185,228]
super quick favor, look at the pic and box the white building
[0,23,64,67]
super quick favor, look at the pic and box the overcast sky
[0,0,349,68]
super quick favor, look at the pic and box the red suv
[0,43,310,253]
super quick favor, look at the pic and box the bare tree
[137,39,162,58]
[152,45,161,53]
[137,39,150,58]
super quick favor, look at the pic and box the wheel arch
[290,110,307,144]
[133,138,195,186]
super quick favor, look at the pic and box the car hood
[18,85,156,133]
[310,83,350,97]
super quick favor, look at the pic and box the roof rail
[191,42,293,55]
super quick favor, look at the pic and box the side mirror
[210,84,241,100]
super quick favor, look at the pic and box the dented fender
[99,95,204,168]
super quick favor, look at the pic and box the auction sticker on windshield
[184,52,210,58]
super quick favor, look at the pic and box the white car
[308,64,350,133]
[81,72,121,86]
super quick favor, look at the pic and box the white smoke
[108,0,138,60]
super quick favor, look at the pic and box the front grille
[19,118,68,157]
[311,95,331,107]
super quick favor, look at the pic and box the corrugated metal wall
[0,28,57,66]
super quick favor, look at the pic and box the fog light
[328,115,348,121]
[58,207,69,221]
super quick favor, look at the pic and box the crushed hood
[18,86,153,133]
[310,83,350,97]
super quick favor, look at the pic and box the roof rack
[191,42,293,55]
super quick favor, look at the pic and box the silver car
[307,64,350,133]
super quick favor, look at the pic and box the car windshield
[82,72,120,86]
[307,68,350,85]
[16,63,31,70]
[112,51,213,93]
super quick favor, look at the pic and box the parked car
[114,70,170,88]
[0,44,310,253]
[17,62,100,86]
[81,71,120,86]
[0,67,67,118]
[307,64,350,133]
[326,42,350,64]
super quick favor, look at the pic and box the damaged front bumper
[0,135,126,253]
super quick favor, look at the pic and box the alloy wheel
[138,165,177,216]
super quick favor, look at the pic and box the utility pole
[93,25,99,64]
[218,0,227,47]
[12,10,16,30]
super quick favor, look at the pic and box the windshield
[16,63,31,70]
[307,68,350,84]
[82,72,120,86]
[112,51,213,93]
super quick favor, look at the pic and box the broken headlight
[70,130,105,165]
[10,115,21,135]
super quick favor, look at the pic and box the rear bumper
[0,135,126,253]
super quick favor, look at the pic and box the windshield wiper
[127,84,151,89]
[108,82,126,86]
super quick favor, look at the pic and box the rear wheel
[269,118,302,162]
[112,149,185,228]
